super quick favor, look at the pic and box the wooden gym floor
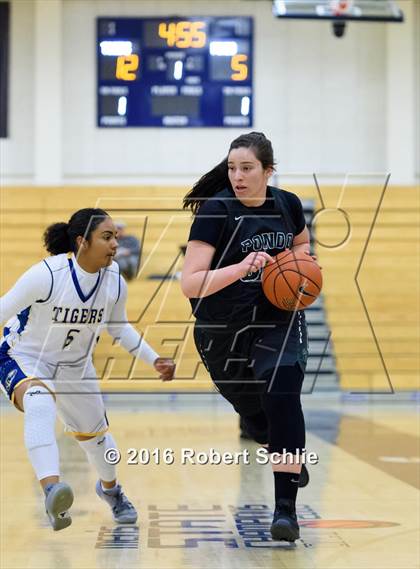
[0,394,418,569]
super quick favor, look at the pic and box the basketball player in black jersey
[181,132,318,542]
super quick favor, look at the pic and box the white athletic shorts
[0,349,108,437]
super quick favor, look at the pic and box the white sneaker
[44,482,73,531]
[95,481,138,524]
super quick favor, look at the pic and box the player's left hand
[303,251,322,269]
[154,358,176,381]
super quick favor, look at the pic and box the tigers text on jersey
[2,254,121,368]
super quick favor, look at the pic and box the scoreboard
[97,17,253,128]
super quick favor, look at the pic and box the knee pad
[241,409,268,444]
[264,363,304,395]
[261,392,305,453]
[23,385,56,450]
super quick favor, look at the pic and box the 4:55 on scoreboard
[97,17,253,128]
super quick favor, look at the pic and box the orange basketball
[262,249,322,311]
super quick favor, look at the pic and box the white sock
[78,433,118,482]
[23,385,59,480]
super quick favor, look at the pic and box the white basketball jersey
[3,254,120,367]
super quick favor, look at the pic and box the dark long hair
[43,208,110,255]
[183,132,275,214]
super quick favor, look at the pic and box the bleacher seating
[1,185,418,393]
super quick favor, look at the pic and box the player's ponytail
[183,132,275,215]
[183,157,230,215]
[43,208,109,255]
[43,222,72,255]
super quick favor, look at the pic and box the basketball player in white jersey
[0,208,176,531]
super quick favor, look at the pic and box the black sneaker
[270,498,300,542]
[299,464,310,488]
[239,415,268,445]
[239,416,254,440]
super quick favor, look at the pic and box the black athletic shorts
[194,312,308,415]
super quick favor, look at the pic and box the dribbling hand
[154,358,176,381]
[238,251,274,277]
[302,250,322,270]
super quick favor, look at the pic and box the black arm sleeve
[283,191,306,234]
[188,199,229,248]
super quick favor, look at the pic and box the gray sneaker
[44,482,73,531]
[95,481,138,524]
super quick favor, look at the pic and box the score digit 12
[116,55,140,81]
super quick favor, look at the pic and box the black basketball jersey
[188,186,306,324]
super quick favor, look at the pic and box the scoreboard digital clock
[97,17,253,128]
